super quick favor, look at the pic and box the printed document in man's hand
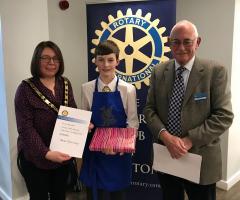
[152,143,202,183]
[50,106,92,158]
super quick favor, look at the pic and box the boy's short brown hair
[94,40,120,59]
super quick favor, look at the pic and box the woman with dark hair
[15,41,77,200]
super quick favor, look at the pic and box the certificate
[50,106,92,158]
[153,143,202,183]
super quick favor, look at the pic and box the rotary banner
[86,1,176,199]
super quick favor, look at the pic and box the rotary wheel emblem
[91,8,170,89]
[62,110,68,116]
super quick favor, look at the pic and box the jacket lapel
[183,58,204,106]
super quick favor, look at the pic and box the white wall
[226,0,240,189]
[0,17,12,200]
[0,0,49,199]
[47,0,88,106]
[177,0,235,67]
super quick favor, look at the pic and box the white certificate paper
[50,106,92,158]
[153,143,202,183]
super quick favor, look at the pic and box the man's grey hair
[170,20,199,38]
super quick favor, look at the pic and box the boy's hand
[88,123,94,132]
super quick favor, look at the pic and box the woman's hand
[45,151,71,163]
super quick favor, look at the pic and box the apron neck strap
[115,77,119,91]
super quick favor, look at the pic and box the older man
[144,20,233,200]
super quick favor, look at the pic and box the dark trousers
[18,152,70,200]
[86,187,126,200]
[158,173,216,200]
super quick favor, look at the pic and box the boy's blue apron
[80,77,132,199]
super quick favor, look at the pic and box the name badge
[194,92,207,101]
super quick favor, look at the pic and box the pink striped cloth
[89,127,137,153]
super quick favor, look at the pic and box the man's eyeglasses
[40,56,60,64]
[169,38,196,47]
